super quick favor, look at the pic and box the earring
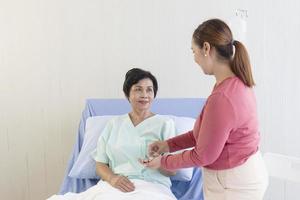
[204,54,207,57]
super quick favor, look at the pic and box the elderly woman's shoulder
[104,114,129,124]
[154,114,176,124]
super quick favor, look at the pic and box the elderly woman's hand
[108,174,135,192]
[148,140,169,157]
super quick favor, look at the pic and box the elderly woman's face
[129,78,154,112]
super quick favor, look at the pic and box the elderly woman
[48,68,177,200]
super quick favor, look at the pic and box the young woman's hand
[148,140,169,157]
[141,155,162,169]
[108,175,135,192]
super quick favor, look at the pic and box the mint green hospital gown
[92,114,176,188]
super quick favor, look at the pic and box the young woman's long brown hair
[193,18,255,87]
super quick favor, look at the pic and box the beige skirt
[203,151,269,200]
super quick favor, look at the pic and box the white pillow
[69,115,195,182]
[165,115,195,181]
[69,116,114,179]
[167,115,195,134]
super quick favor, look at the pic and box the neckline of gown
[127,113,157,128]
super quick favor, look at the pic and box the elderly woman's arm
[96,162,135,192]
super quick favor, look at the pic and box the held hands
[108,174,135,192]
[139,140,170,169]
[148,140,169,157]
[139,154,162,169]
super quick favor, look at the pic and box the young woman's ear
[203,42,211,55]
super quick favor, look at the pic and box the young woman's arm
[158,168,176,176]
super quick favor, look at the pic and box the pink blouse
[161,77,259,170]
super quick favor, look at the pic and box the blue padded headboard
[86,98,206,118]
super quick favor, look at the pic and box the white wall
[0,0,299,199]
[259,1,300,199]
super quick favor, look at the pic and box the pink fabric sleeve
[161,93,237,169]
[167,130,196,153]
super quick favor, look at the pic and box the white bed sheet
[48,179,176,200]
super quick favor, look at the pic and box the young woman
[144,19,269,200]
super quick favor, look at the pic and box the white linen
[47,179,176,200]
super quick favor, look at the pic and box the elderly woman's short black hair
[123,68,158,98]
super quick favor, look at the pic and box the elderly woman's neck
[129,110,154,125]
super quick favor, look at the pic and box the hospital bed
[59,98,206,200]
